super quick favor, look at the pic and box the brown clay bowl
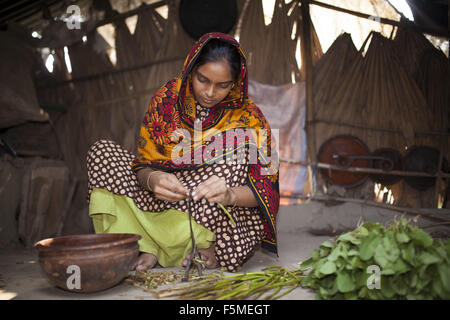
[34,233,141,293]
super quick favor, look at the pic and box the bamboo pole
[300,0,316,162]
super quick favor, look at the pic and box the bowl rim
[33,233,141,252]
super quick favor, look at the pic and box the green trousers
[89,188,215,267]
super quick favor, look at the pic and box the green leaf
[409,272,418,288]
[320,240,334,249]
[391,277,408,296]
[300,257,314,271]
[380,268,396,276]
[358,286,368,299]
[410,228,433,248]
[374,243,389,268]
[434,245,447,260]
[437,263,450,291]
[337,232,361,245]
[390,258,410,274]
[319,247,331,258]
[382,234,400,262]
[328,242,347,262]
[432,276,444,298]
[367,287,383,300]
[362,221,383,233]
[353,270,367,288]
[313,259,327,279]
[418,251,441,265]
[357,226,370,237]
[381,277,396,299]
[312,248,320,260]
[336,271,355,293]
[319,274,335,288]
[401,242,416,265]
[319,261,337,275]
[344,291,358,300]
[360,235,380,261]
[395,232,410,244]
[349,256,366,270]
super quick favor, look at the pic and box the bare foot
[183,243,218,269]
[132,253,158,271]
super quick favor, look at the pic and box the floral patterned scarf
[131,32,280,254]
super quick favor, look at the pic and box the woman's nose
[205,84,215,98]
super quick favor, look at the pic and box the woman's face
[192,59,235,108]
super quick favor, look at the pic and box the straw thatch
[145,0,194,91]
[238,0,323,85]
[313,31,439,157]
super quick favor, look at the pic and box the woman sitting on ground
[87,32,279,272]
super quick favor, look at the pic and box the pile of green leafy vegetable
[300,218,450,299]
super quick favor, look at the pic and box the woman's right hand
[142,170,189,202]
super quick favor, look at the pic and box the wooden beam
[305,0,449,38]
[280,158,450,179]
[36,55,185,89]
[310,118,450,137]
[93,0,167,29]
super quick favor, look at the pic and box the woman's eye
[220,83,232,89]
[197,76,207,83]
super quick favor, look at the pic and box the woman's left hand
[192,175,235,206]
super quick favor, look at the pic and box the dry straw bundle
[312,31,437,157]
[393,25,438,80]
[134,6,166,63]
[238,0,267,82]
[395,28,450,157]
[259,0,299,85]
[239,0,322,85]
[145,0,194,92]
[289,0,323,82]
[313,32,359,114]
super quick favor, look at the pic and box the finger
[165,174,189,195]
[205,194,224,204]
[153,183,188,201]
[154,175,188,197]
[154,189,187,202]
[193,176,224,200]
[203,188,226,202]
[201,181,228,201]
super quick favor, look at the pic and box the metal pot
[403,146,448,191]
[317,135,371,188]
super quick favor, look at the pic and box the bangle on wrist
[227,187,237,208]
[146,170,159,191]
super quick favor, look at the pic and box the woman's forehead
[195,60,233,83]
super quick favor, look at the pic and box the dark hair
[193,39,241,81]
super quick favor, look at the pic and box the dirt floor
[1,200,448,300]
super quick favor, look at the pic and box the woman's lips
[201,97,215,105]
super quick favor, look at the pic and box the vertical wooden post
[434,67,449,208]
[300,0,317,162]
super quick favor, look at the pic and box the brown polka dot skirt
[87,140,264,272]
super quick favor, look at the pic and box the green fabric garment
[88,188,216,267]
